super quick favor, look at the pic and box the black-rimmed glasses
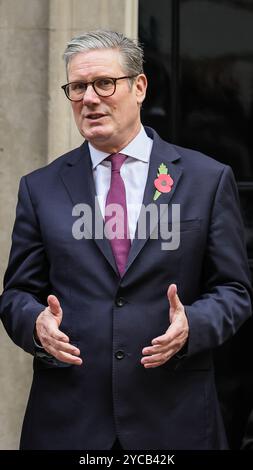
[61,75,137,101]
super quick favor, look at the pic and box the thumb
[167,284,181,312]
[47,295,62,320]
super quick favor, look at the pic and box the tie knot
[107,153,127,172]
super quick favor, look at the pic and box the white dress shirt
[88,126,153,240]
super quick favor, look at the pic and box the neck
[90,123,142,153]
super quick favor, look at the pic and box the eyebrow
[68,75,117,82]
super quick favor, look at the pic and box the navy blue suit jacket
[0,127,252,449]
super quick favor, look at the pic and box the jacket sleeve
[0,176,50,355]
[185,165,252,356]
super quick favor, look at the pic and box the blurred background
[0,0,252,449]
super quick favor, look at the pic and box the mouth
[85,113,107,121]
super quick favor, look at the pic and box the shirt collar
[88,125,152,169]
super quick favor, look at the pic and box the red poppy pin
[153,163,174,201]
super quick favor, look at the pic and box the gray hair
[63,30,144,76]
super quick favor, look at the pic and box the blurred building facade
[0,0,138,449]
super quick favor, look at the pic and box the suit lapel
[59,130,183,278]
[60,142,118,274]
[125,128,183,274]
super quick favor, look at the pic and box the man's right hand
[35,295,82,365]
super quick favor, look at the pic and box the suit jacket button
[115,297,125,307]
[115,350,125,360]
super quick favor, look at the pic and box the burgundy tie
[105,153,131,276]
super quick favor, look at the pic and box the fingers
[141,336,181,368]
[41,340,83,366]
[39,321,69,343]
[141,351,173,368]
[36,304,66,345]
[41,334,77,356]
[141,340,176,367]
[39,327,82,365]
[141,319,188,368]
[38,328,83,365]
[35,299,82,366]
[48,345,83,365]
[141,344,168,368]
[47,295,62,318]
[167,283,182,311]
[140,286,189,369]
[152,313,184,345]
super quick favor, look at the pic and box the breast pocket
[177,219,201,232]
[159,218,201,251]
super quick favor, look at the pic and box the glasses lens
[67,82,86,101]
[94,78,115,96]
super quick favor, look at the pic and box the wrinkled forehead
[67,48,124,78]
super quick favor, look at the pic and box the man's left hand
[141,284,189,368]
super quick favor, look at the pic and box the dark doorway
[139,0,253,449]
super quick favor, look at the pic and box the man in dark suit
[0,30,252,450]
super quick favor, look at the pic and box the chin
[83,127,113,143]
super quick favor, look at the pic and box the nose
[82,83,101,105]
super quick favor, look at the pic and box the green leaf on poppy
[153,190,161,201]
[158,163,168,175]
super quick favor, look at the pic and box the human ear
[135,74,147,105]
